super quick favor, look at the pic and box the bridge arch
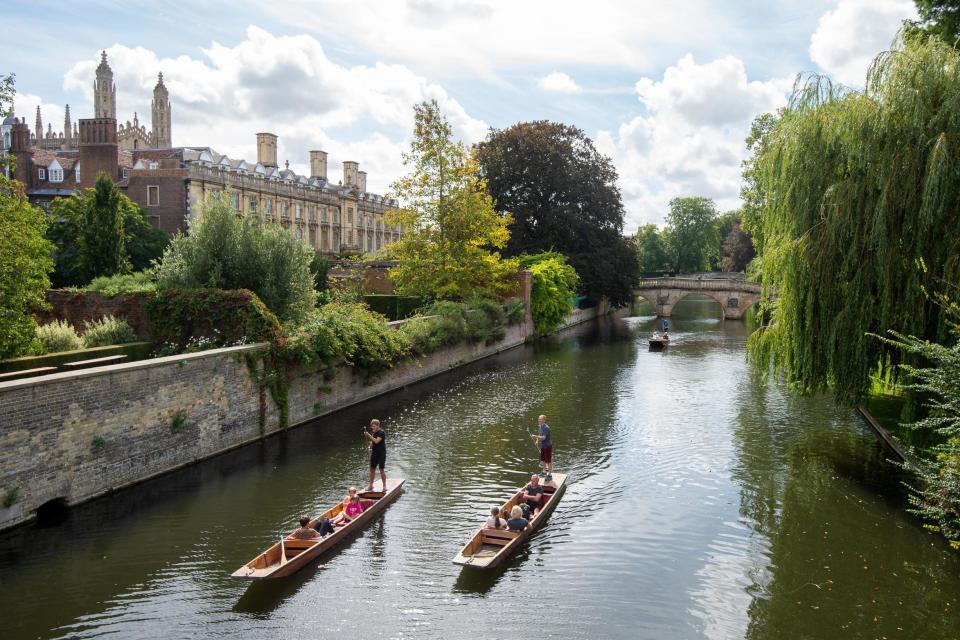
[633,276,761,320]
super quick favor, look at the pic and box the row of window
[226,193,400,231]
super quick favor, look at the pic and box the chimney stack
[309,150,328,180]
[357,170,367,192]
[78,117,119,187]
[343,160,358,188]
[256,132,278,168]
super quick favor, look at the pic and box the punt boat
[649,334,669,349]
[453,473,567,569]
[232,478,405,579]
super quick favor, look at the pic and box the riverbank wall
[0,303,610,532]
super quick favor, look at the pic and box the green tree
[746,36,960,404]
[907,1,960,41]
[662,196,719,273]
[386,100,516,300]
[518,252,580,334]
[715,212,755,273]
[880,291,960,546]
[155,194,316,321]
[46,181,169,287]
[0,177,54,358]
[633,224,669,275]
[78,174,129,282]
[475,120,637,306]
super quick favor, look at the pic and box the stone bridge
[634,277,761,320]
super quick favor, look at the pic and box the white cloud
[809,0,916,86]
[537,71,582,94]
[601,54,790,231]
[58,27,488,194]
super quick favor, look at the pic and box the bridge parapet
[636,277,761,294]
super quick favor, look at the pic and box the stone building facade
[6,51,402,254]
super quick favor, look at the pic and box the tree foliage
[47,178,169,287]
[663,196,719,273]
[880,291,960,545]
[907,1,960,42]
[518,252,580,335]
[79,174,129,282]
[386,100,516,300]
[633,224,670,275]
[155,195,316,321]
[746,35,960,403]
[0,177,54,358]
[719,215,755,273]
[475,120,637,306]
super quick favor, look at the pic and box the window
[308,206,315,221]
[295,204,301,220]
[321,208,327,223]
[148,215,160,229]
[74,165,80,182]
[281,202,289,217]
[249,196,258,213]
[38,167,46,180]
[122,168,129,179]
[266,198,273,214]
[231,191,240,211]
[334,210,340,224]
[49,168,63,182]
[147,185,160,206]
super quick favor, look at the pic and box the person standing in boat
[530,414,552,480]
[363,419,387,491]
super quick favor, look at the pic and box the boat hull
[453,473,567,569]
[232,478,405,579]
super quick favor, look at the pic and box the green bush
[518,252,580,335]
[84,270,157,296]
[35,320,83,353]
[396,299,511,354]
[155,196,315,321]
[81,315,138,348]
[281,301,410,373]
[504,298,525,324]
[363,294,427,321]
[146,288,281,351]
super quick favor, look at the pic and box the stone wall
[0,298,609,532]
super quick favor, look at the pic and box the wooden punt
[231,478,405,579]
[649,335,669,349]
[453,473,567,569]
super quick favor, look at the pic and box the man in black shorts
[362,418,387,491]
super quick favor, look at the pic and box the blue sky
[2,0,916,229]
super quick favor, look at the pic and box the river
[1,297,957,639]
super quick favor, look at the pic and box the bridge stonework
[634,277,760,320]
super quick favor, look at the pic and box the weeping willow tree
[746,34,960,404]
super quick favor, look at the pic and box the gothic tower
[64,104,72,146]
[34,105,42,140]
[94,51,116,119]
[151,72,171,149]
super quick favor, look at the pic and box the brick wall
[126,170,188,234]
[36,290,153,337]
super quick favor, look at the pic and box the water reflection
[1,298,958,640]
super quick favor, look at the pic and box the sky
[2,0,917,231]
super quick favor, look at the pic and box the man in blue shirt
[531,414,553,480]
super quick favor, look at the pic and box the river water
[1,298,958,639]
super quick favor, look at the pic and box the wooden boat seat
[481,528,520,545]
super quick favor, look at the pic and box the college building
[0,51,403,254]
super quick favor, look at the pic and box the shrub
[518,252,580,335]
[281,301,410,373]
[504,298,525,324]
[155,195,316,321]
[82,315,138,348]
[85,270,157,296]
[35,320,83,353]
[146,288,281,351]
[396,299,510,354]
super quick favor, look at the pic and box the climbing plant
[746,34,960,404]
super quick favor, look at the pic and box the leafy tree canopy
[0,177,54,358]
[633,224,670,275]
[386,100,517,300]
[155,194,316,321]
[517,252,580,334]
[907,1,960,42]
[475,120,637,306]
[47,176,169,287]
[663,196,719,274]
[746,35,960,404]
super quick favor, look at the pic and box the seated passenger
[314,516,335,537]
[521,473,545,516]
[484,505,505,529]
[507,505,529,532]
[339,494,364,523]
[291,516,322,540]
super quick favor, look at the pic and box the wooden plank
[856,406,914,465]
[62,355,129,368]
[0,367,57,381]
